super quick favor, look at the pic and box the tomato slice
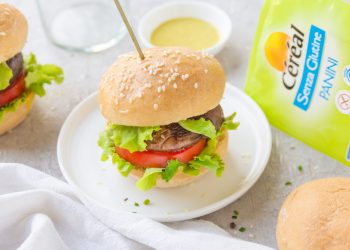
[116,139,207,168]
[0,71,25,107]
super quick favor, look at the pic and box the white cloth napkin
[0,163,273,250]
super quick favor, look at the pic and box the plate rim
[57,84,272,222]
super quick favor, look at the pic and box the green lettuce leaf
[182,164,200,176]
[112,154,134,177]
[179,117,216,139]
[100,124,160,153]
[190,154,224,177]
[0,62,13,91]
[98,112,240,191]
[161,160,182,182]
[136,168,162,191]
[98,128,134,176]
[220,113,240,135]
[0,91,30,122]
[24,53,64,96]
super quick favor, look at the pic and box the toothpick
[113,0,145,60]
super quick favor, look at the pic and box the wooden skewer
[113,0,145,60]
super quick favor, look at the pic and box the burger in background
[98,47,239,191]
[0,3,63,135]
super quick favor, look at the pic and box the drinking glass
[36,0,127,53]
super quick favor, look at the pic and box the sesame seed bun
[130,131,228,188]
[276,177,350,250]
[0,3,28,63]
[0,92,35,136]
[99,47,226,126]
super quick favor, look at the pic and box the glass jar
[36,0,127,53]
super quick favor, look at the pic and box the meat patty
[6,53,24,85]
[146,105,224,152]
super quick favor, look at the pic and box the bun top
[0,3,28,63]
[276,178,350,250]
[99,47,226,126]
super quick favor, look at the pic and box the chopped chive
[285,181,292,186]
[134,202,139,207]
[143,199,151,205]
[298,165,303,172]
[239,227,246,232]
[233,210,239,215]
[232,215,238,219]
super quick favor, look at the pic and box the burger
[98,47,239,191]
[0,3,63,135]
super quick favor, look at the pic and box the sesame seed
[119,93,125,98]
[204,69,208,74]
[0,32,5,36]
[194,83,199,89]
[145,83,151,88]
[175,50,180,54]
[153,104,159,110]
[196,56,201,60]
[119,109,128,114]
[158,80,163,84]
[162,85,166,92]
[173,83,178,89]
[157,86,162,93]
[113,99,119,105]
[181,74,189,80]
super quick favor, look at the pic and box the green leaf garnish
[0,91,30,122]
[0,62,13,91]
[285,181,292,186]
[99,124,160,153]
[136,168,163,191]
[179,117,217,139]
[24,53,64,96]
[161,160,182,182]
[98,112,240,191]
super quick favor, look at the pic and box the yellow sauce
[150,18,219,50]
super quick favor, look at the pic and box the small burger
[98,47,238,191]
[0,3,63,135]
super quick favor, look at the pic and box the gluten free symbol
[338,93,350,110]
[336,91,350,115]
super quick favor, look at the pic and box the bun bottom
[0,92,35,135]
[130,131,228,188]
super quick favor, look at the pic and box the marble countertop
[1,0,350,248]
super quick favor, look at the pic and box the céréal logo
[265,25,305,90]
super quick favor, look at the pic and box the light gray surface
[1,0,350,248]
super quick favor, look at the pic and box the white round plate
[57,84,271,222]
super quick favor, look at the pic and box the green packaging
[245,0,350,166]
